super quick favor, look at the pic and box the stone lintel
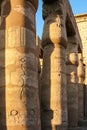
[75,13,87,23]
[66,15,83,55]
[66,0,83,52]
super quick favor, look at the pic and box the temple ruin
[0,0,87,130]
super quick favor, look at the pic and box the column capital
[42,14,67,48]
[29,0,38,11]
[42,0,63,20]
[1,0,38,17]
[0,0,10,17]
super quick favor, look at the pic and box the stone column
[0,0,41,130]
[41,2,68,130]
[84,60,87,119]
[78,53,85,122]
[66,36,78,128]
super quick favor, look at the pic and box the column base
[78,120,87,127]
[68,127,87,130]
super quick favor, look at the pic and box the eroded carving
[6,109,37,126]
[18,57,26,101]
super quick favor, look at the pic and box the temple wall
[75,14,87,119]
[75,14,87,84]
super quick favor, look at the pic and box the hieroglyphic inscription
[6,27,36,49]
[5,109,37,126]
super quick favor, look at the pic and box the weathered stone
[6,27,36,49]
[75,14,87,120]
[41,1,68,129]
[41,44,68,130]
[0,0,41,130]
[66,37,78,127]
[78,53,85,121]
[0,0,86,130]
[41,0,83,130]
[42,14,67,48]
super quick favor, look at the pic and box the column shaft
[78,53,85,121]
[66,37,78,127]
[0,0,41,130]
[41,13,68,130]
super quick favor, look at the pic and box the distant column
[78,53,85,121]
[0,0,41,130]
[66,36,78,127]
[41,1,68,130]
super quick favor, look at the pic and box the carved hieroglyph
[0,0,41,130]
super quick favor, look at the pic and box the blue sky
[36,0,87,38]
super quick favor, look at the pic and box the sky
[36,0,87,38]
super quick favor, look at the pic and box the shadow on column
[19,1,41,130]
[41,43,54,130]
[0,1,11,130]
